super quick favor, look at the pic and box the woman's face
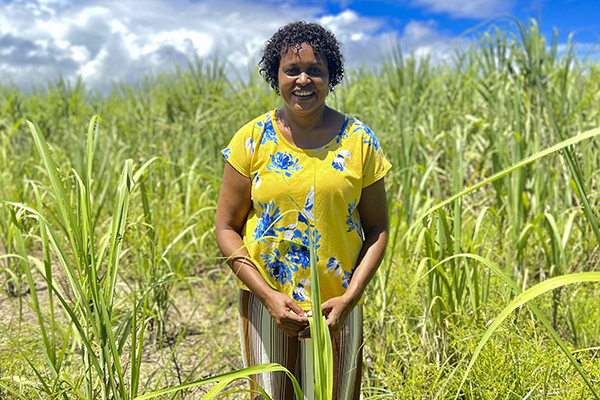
[278,43,329,117]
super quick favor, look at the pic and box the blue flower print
[287,187,314,224]
[245,138,256,157]
[252,172,261,189]
[295,226,321,264]
[353,121,381,151]
[302,187,315,221]
[253,201,281,242]
[286,242,310,270]
[267,152,303,179]
[293,279,311,302]
[222,147,231,160]
[301,226,321,252]
[257,114,278,144]
[325,257,342,276]
[332,150,351,172]
[345,199,363,239]
[261,249,291,285]
[342,266,356,288]
[283,225,322,264]
[335,119,349,144]
[278,221,298,241]
[298,212,308,224]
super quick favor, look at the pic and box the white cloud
[0,0,323,90]
[0,0,460,91]
[399,20,471,66]
[412,0,514,19]
[402,20,442,45]
[319,9,382,37]
[317,10,395,68]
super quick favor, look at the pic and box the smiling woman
[215,21,391,400]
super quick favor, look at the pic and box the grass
[1,17,600,399]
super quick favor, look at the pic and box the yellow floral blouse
[222,110,391,310]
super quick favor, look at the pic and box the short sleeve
[356,122,392,187]
[221,119,260,178]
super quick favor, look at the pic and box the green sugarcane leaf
[133,363,302,400]
[404,126,600,246]
[456,272,600,399]
[412,253,600,399]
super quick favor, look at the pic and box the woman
[215,21,391,400]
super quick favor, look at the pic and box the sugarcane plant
[0,115,306,400]
[307,216,334,400]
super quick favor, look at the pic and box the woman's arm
[321,177,389,333]
[215,162,308,336]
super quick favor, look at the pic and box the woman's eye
[286,68,299,75]
[308,68,321,74]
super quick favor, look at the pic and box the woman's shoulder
[342,115,376,137]
[344,115,372,133]
[237,111,275,133]
[340,115,384,153]
[227,110,280,155]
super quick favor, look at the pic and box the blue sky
[319,0,599,49]
[1,0,598,90]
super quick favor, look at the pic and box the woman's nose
[297,71,310,84]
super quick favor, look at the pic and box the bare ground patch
[0,265,250,399]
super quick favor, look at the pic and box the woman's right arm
[215,162,308,336]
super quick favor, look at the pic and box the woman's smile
[293,90,315,98]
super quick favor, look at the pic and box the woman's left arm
[321,177,389,333]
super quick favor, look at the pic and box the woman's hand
[321,295,354,334]
[263,291,309,337]
[296,295,354,339]
[296,295,352,339]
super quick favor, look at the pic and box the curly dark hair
[259,21,344,94]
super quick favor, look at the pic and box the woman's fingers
[286,297,307,318]
[321,296,350,334]
[264,292,308,336]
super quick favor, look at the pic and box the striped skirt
[238,289,363,400]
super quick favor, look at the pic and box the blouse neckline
[269,110,350,153]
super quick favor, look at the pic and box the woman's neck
[279,104,328,132]
[275,105,344,149]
